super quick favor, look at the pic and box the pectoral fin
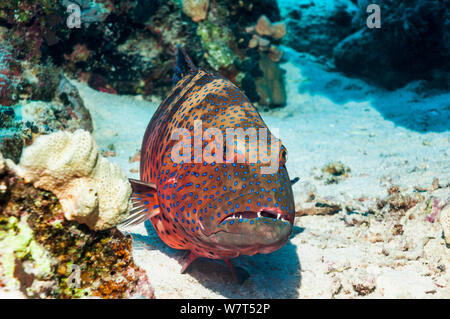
[120,179,160,227]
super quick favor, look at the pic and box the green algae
[197,20,234,70]
[0,215,53,289]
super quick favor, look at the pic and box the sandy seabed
[65,47,449,298]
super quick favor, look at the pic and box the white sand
[72,47,449,298]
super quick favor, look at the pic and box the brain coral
[12,130,132,230]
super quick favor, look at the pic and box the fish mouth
[219,207,290,224]
[204,206,293,256]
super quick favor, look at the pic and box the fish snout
[218,206,292,226]
[257,207,292,223]
[210,206,293,254]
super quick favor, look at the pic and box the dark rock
[333,0,450,89]
[55,77,93,132]
[129,0,161,24]
[0,130,23,163]
[283,0,358,58]
[0,106,23,163]
[216,0,281,24]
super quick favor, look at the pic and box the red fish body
[124,47,295,273]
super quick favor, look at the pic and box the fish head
[170,135,295,256]
[208,145,294,255]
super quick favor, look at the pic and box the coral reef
[0,0,287,108]
[1,94,92,163]
[0,44,13,106]
[11,130,132,231]
[0,155,153,298]
[0,32,93,163]
[246,15,286,62]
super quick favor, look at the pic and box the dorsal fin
[172,45,197,85]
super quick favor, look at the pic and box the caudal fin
[172,44,197,84]
[120,179,160,227]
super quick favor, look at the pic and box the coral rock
[12,130,132,230]
[271,22,287,40]
[321,161,351,184]
[440,204,450,245]
[255,54,287,107]
[54,77,93,133]
[247,35,283,62]
[255,15,272,37]
[0,130,23,164]
[248,37,259,49]
[182,0,210,22]
[255,15,286,40]
[268,45,283,62]
[19,100,89,136]
[0,168,153,298]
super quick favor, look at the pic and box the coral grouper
[122,46,295,279]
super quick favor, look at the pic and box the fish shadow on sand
[284,48,450,133]
[129,221,303,298]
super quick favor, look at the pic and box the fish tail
[172,44,197,85]
[120,179,160,227]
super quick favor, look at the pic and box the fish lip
[217,207,288,224]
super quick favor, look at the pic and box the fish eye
[222,141,248,164]
[280,146,287,166]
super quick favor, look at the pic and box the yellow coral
[182,0,209,22]
[12,130,131,230]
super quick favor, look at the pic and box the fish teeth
[257,212,261,218]
[277,214,281,220]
